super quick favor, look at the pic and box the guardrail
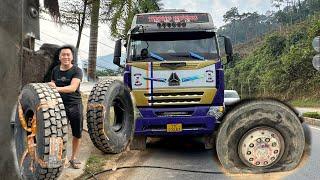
[304,117,320,127]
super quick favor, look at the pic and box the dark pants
[65,103,83,138]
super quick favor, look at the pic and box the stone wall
[22,43,60,86]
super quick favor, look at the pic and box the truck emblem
[168,73,180,86]
[134,73,142,86]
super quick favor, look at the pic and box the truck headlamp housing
[134,106,143,119]
[207,106,224,120]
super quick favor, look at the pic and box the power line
[40,31,89,55]
[41,18,118,51]
[38,32,112,70]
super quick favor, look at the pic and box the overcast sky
[162,0,274,27]
[38,0,275,66]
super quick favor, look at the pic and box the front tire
[216,99,305,173]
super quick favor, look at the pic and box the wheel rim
[238,126,285,168]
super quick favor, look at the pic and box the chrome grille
[145,91,204,106]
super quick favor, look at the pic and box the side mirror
[113,39,123,68]
[224,36,233,63]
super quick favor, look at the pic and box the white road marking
[309,125,320,131]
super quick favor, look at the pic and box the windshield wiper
[150,52,165,61]
[189,51,205,60]
[168,52,205,60]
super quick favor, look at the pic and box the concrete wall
[0,0,23,178]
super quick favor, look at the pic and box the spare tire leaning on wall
[14,83,68,179]
[87,79,135,153]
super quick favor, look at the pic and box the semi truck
[1,0,309,178]
[87,10,309,174]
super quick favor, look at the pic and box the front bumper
[134,106,218,136]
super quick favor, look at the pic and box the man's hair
[58,45,74,55]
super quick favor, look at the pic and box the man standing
[48,45,83,169]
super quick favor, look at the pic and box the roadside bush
[303,112,320,119]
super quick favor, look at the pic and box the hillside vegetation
[224,13,320,102]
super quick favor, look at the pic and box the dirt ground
[58,91,95,180]
[58,80,122,180]
[58,129,95,180]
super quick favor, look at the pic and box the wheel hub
[238,126,284,167]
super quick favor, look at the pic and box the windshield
[128,32,218,62]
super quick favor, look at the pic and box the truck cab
[114,11,233,136]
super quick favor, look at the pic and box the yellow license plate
[166,123,182,132]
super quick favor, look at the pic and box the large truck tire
[216,99,305,173]
[87,79,134,153]
[15,83,68,179]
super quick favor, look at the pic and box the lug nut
[274,150,278,154]
[249,158,254,161]
[265,138,270,142]
[271,157,275,161]
[247,151,251,155]
[272,142,277,147]
[256,161,260,165]
[249,143,254,147]
[264,161,269,165]
[257,138,262,143]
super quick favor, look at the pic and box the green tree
[104,0,162,38]
[59,0,90,49]
[44,0,60,20]
[223,7,240,43]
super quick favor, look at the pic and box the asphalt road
[93,125,320,180]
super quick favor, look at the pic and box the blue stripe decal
[150,62,153,106]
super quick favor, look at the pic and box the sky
[162,0,275,27]
[37,0,276,67]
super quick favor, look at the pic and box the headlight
[207,106,224,120]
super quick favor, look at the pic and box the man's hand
[48,82,56,88]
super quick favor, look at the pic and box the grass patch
[289,98,320,107]
[76,154,106,179]
[303,112,320,119]
[85,155,105,172]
